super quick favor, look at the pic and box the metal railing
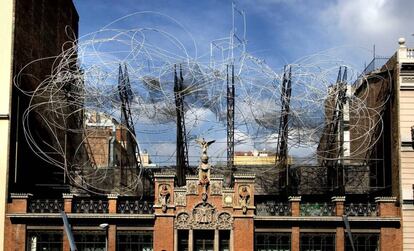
[300,202,336,216]
[345,203,377,216]
[28,199,64,213]
[117,200,154,214]
[256,202,291,216]
[72,198,109,213]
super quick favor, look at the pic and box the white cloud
[321,0,414,55]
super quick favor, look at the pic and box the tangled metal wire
[13,11,391,194]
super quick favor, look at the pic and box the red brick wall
[233,218,254,251]
[153,216,174,251]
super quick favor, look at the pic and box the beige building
[394,39,414,250]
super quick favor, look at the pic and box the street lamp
[99,223,109,251]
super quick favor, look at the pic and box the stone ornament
[196,138,215,187]
[193,203,215,226]
[158,184,171,213]
[238,185,250,214]
[187,181,198,195]
[210,181,222,195]
[216,212,232,229]
[174,203,233,230]
[223,193,234,207]
[174,191,186,206]
[175,212,191,229]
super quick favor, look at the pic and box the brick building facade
[0,0,409,250]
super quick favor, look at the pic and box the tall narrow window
[219,230,230,251]
[194,230,214,251]
[178,230,189,251]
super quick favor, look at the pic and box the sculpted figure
[159,184,170,213]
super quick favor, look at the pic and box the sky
[70,0,414,165]
[73,0,414,68]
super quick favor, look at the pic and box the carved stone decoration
[196,138,215,187]
[175,192,186,206]
[175,212,191,229]
[187,181,198,195]
[192,203,216,229]
[174,209,233,230]
[238,185,250,214]
[216,212,233,229]
[158,184,171,213]
[223,193,234,207]
[210,181,222,195]
[202,192,208,202]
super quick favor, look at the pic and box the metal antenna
[174,64,189,186]
[227,64,236,185]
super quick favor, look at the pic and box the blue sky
[73,0,414,69]
[71,0,414,165]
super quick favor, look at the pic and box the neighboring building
[234,150,293,166]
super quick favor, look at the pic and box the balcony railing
[300,202,335,216]
[117,200,154,214]
[408,48,414,58]
[345,203,377,217]
[256,202,291,216]
[28,199,64,213]
[72,198,109,213]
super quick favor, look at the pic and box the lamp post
[99,223,109,251]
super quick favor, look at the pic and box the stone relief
[174,202,232,230]
[158,184,171,213]
[174,191,186,206]
[238,185,250,214]
[216,212,233,229]
[187,181,198,195]
[222,193,234,207]
[175,212,191,229]
[210,181,222,195]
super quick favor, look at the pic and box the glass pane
[255,232,291,251]
[26,230,63,251]
[116,231,153,251]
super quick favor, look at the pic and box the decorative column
[289,196,301,251]
[375,197,402,251]
[332,196,346,251]
[232,174,255,251]
[214,229,219,251]
[153,173,175,251]
[188,229,193,251]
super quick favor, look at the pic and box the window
[219,230,230,251]
[117,231,153,251]
[73,231,106,251]
[178,230,189,251]
[345,233,379,251]
[300,233,335,251]
[194,230,214,251]
[26,230,62,251]
[255,232,291,251]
